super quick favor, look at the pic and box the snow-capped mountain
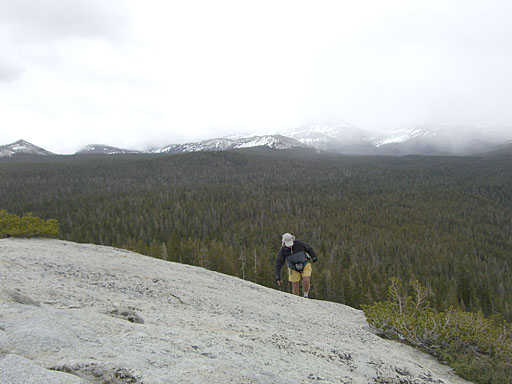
[0,140,54,157]
[76,144,142,155]
[3,125,510,158]
[371,124,512,155]
[79,125,511,156]
[278,123,375,154]
[152,135,306,154]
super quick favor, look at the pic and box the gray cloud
[0,1,511,152]
[299,1,512,131]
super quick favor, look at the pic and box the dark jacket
[275,239,318,281]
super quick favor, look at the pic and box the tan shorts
[288,262,312,283]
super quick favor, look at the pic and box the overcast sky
[0,0,511,153]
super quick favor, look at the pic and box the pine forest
[1,148,511,322]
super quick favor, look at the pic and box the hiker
[275,233,318,298]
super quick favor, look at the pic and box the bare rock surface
[0,238,471,384]
[0,354,84,384]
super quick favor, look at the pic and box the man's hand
[312,255,318,263]
[276,280,282,286]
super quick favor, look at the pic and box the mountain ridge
[2,124,511,157]
[151,134,307,154]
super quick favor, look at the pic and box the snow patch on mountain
[76,144,142,155]
[153,135,306,154]
[371,124,512,155]
[280,123,370,145]
[0,140,54,157]
[276,123,377,154]
[373,128,427,147]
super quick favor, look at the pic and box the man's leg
[302,263,312,297]
[302,276,310,297]
[289,268,301,295]
[292,281,300,295]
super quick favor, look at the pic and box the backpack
[287,250,309,271]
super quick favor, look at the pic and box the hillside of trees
[1,148,511,321]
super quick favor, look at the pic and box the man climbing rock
[275,233,318,298]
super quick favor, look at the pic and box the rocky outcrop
[0,239,470,384]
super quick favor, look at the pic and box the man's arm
[301,240,318,262]
[275,248,285,282]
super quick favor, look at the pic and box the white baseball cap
[282,233,295,247]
